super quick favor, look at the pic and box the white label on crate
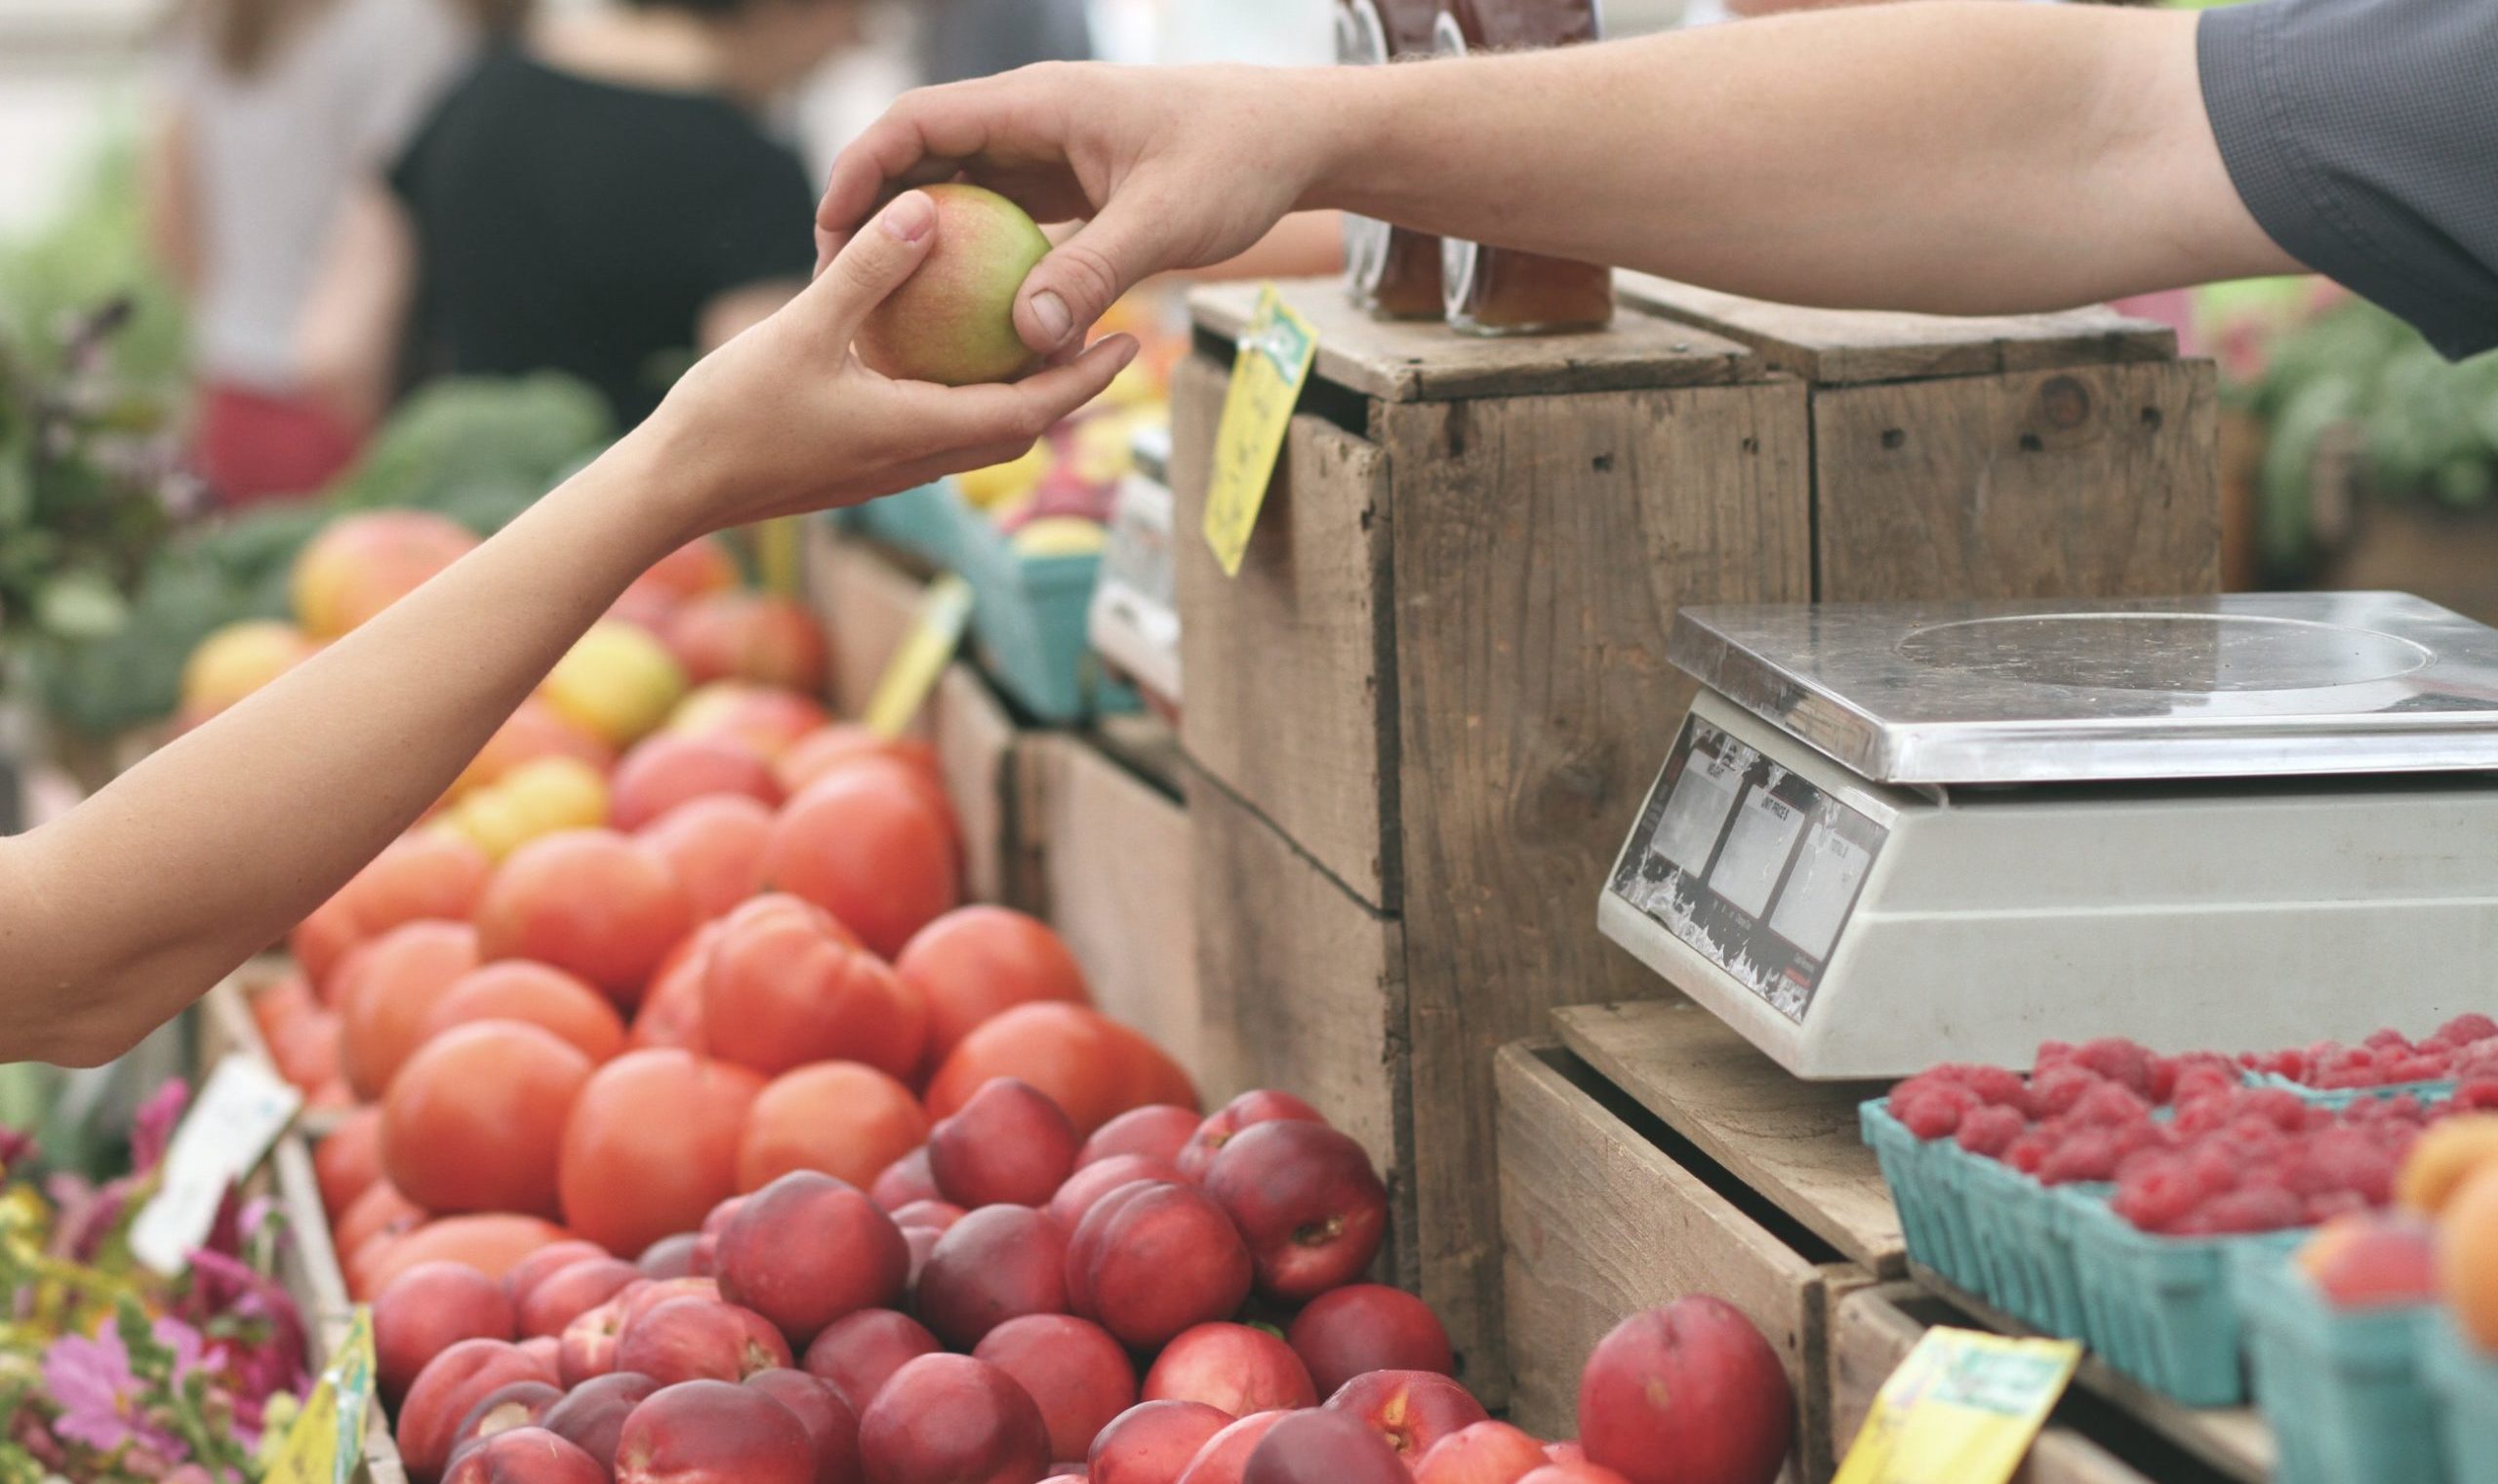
[1770,822,1873,962]
[1709,785,1805,920]
[131,1055,301,1275]
[1653,751,1743,874]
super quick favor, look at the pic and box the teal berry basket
[2234,1247,2447,1484]
[947,500,1138,725]
[2425,1316,2498,1484]
[2064,1192,2304,1407]
[2240,1069,2458,1112]
[839,480,963,570]
[1860,1101,1988,1300]
[1963,1155,2096,1339]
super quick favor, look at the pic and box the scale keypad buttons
[1610,714,1888,1021]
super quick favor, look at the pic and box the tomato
[702,895,926,1080]
[897,906,1092,1074]
[267,1009,343,1094]
[291,892,365,1000]
[383,1021,593,1218]
[637,794,774,921]
[333,1178,426,1262]
[452,699,617,801]
[607,734,780,833]
[663,592,828,692]
[341,832,491,937]
[629,923,719,1054]
[315,1105,386,1218]
[557,1049,763,1257]
[763,768,959,959]
[353,1214,575,1301]
[773,726,941,803]
[339,922,480,1100]
[423,961,626,1064]
[473,829,694,1009]
[737,1061,930,1192]
[925,1003,1200,1136]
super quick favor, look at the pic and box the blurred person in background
[299,0,866,431]
[147,0,502,507]
[913,0,1091,86]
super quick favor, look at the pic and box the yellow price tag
[266,1307,377,1484]
[864,574,973,740]
[757,516,804,597]
[1833,1327,2081,1484]
[1202,285,1319,578]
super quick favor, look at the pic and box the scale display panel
[1608,712,1888,1022]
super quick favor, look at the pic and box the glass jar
[1336,0,1448,318]
[1435,0,1614,336]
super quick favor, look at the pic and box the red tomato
[557,1049,762,1257]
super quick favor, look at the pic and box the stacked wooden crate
[1170,276,2218,1402]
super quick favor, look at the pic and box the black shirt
[389,50,818,424]
[2200,0,2498,361]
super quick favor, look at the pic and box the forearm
[0,429,697,1064]
[1307,3,2293,312]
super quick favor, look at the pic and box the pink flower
[132,1079,190,1174]
[41,1327,180,1458]
[0,1122,36,1173]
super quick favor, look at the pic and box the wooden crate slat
[1830,1285,2169,1484]
[1173,361,1399,909]
[1188,279,1760,403]
[1497,1041,1863,1480]
[804,521,935,725]
[1031,735,1201,1080]
[1813,360,2222,601]
[928,663,1019,905]
[1383,379,1815,1393]
[1552,1000,1906,1277]
[1618,274,2178,385]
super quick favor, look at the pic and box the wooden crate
[1830,1284,2264,1484]
[1172,277,2215,1395]
[1495,1040,1872,1481]
[1020,727,1201,1078]
[803,520,934,722]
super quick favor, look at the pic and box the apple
[1050,1155,1187,1231]
[972,1314,1139,1464]
[399,1340,559,1484]
[716,1172,910,1346]
[1287,1285,1454,1396]
[857,1353,1051,1484]
[802,1309,942,1415]
[541,1372,661,1473]
[443,1425,606,1484]
[615,1379,815,1484]
[1577,1299,1792,1484]
[1067,1183,1252,1350]
[745,1368,865,1484]
[1142,1325,1314,1416]
[1241,1410,1406,1484]
[1415,1422,1551,1484]
[377,1263,517,1405]
[1174,1412,1290,1484]
[446,1381,562,1464]
[1202,1121,1389,1300]
[519,1259,642,1340]
[916,1204,1070,1348]
[1324,1370,1488,1462]
[1089,1401,1232,1484]
[616,1297,793,1385]
[1080,1106,1204,1169]
[872,1148,942,1212]
[891,1199,967,1232]
[641,1233,704,1280]
[504,1241,612,1305]
[1176,1093,1324,1183]
[930,1078,1082,1210]
[855,184,1051,387]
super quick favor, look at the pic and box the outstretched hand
[814,64,1323,362]
[650,187,1141,540]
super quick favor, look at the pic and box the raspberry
[2287,1128,2396,1205]
[2031,1064,2104,1118]
[2004,1133,2052,1176]
[2114,1159,2206,1233]
[1958,1065,2035,1114]
[2242,1089,2313,1133]
[1954,1104,2028,1158]
[2450,1080,2498,1111]
[2386,1054,2450,1084]
[1897,1083,1981,1141]
[2034,1040,2076,1068]
[2074,1038,2159,1098]
[2040,1131,2119,1185]
[2070,1082,2155,1130]
[2186,1184,2306,1235]
[2364,1028,2416,1054]
[2433,1014,2498,1049]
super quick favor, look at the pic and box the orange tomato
[637,795,774,922]
[453,699,617,801]
[291,893,365,1001]
[896,906,1091,1074]
[701,895,926,1080]
[267,1009,343,1094]
[763,769,959,959]
[316,1105,386,1218]
[663,592,827,692]
[557,1050,762,1257]
[774,726,944,805]
[607,734,780,833]
[383,1021,592,1218]
[341,832,491,937]
[339,922,480,1100]
[334,1179,426,1262]
[665,683,828,761]
[737,1061,930,1192]
[925,1003,1199,1136]
[423,961,627,1064]
[353,1213,575,1301]
[473,829,694,1009]
[629,924,719,1054]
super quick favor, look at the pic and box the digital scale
[1598,592,2498,1078]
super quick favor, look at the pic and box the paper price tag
[130,1054,301,1275]
[1833,1327,2082,1484]
[864,573,973,740]
[267,1308,378,1484]
[1202,286,1319,578]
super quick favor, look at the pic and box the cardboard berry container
[2425,1315,2498,1484]
[2234,1247,2446,1484]
[2064,1191,2303,1407]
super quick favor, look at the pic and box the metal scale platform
[1597,592,2498,1078]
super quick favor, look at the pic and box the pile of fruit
[1885,1022,2498,1236]
[2284,1113,2498,1340]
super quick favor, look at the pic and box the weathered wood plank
[1384,379,1815,1404]
[927,663,1019,905]
[803,524,935,727]
[1554,1000,1904,1277]
[1813,361,2222,601]
[1185,763,1407,1268]
[1189,279,1760,404]
[1173,356,1398,909]
[1497,1041,1858,1479]
[1618,274,2178,385]
[1032,736,1201,1081]
[1830,1285,2168,1484]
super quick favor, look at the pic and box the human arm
[0,191,1137,1068]
[819,2,2297,355]
[295,181,420,429]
